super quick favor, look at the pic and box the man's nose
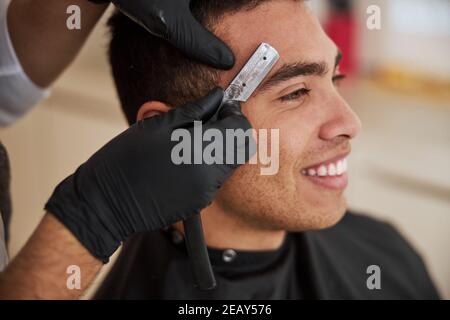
[318,94,362,141]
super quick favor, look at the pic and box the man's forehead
[216,0,334,86]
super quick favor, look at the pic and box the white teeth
[317,165,327,176]
[303,157,348,177]
[336,160,344,175]
[328,163,336,176]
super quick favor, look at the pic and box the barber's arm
[0,0,108,126]
[0,89,254,299]
[0,213,101,299]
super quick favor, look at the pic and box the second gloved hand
[45,88,254,262]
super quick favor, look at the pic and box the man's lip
[301,150,351,171]
[303,172,349,190]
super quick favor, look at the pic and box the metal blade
[223,43,280,103]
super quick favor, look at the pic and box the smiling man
[95,0,439,299]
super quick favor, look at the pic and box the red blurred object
[324,11,358,75]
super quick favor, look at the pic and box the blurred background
[0,0,449,298]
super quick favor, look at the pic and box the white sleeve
[0,0,50,127]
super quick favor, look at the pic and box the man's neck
[174,202,286,251]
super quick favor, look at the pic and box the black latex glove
[45,88,254,262]
[89,0,235,69]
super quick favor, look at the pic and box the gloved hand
[89,0,235,69]
[45,88,254,262]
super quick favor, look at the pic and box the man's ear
[136,101,172,121]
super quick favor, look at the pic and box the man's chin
[284,198,348,232]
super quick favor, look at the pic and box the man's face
[211,0,361,231]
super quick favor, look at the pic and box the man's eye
[280,88,311,102]
[332,74,346,86]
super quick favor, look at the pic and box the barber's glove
[45,88,255,262]
[89,0,234,69]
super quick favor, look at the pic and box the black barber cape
[95,211,439,299]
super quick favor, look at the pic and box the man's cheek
[277,127,308,170]
[214,162,262,212]
[217,162,254,195]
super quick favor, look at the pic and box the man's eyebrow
[258,61,328,92]
[258,50,343,92]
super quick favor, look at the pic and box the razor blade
[223,43,280,103]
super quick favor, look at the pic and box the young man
[95,0,439,299]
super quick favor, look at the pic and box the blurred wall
[349,0,450,80]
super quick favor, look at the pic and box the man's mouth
[300,152,350,190]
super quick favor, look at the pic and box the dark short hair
[108,0,279,124]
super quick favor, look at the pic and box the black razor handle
[183,214,216,290]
